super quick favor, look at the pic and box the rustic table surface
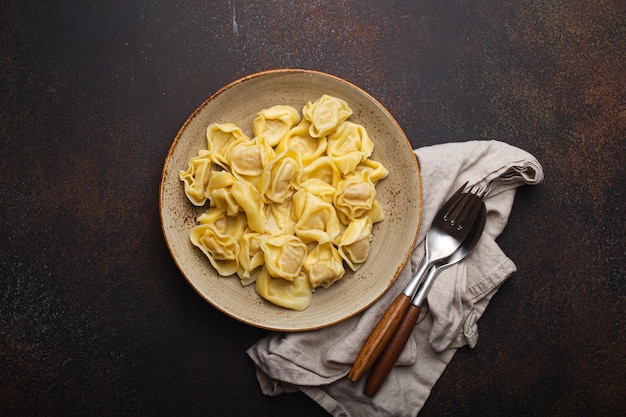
[2,1,624,416]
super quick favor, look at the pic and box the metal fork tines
[348,182,485,383]
[402,184,484,299]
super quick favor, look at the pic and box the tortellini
[260,235,307,281]
[231,179,267,233]
[255,267,313,311]
[190,209,247,276]
[276,119,327,165]
[293,188,341,244]
[336,217,373,271]
[334,171,377,224]
[228,138,275,186]
[326,121,374,174]
[206,170,239,216]
[260,148,302,203]
[303,95,352,138]
[253,105,301,147]
[304,242,345,289]
[179,149,212,206]
[179,95,389,311]
[205,123,250,169]
[237,230,265,285]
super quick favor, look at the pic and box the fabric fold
[247,140,544,417]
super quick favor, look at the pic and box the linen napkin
[247,140,544,417]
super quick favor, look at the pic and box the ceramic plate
[160,69,421,331]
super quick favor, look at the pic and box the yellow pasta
[179,149,212,206]
[179,95,388,310]
[237,230,265,285]
[206,170,239,216]
[303,242,345,289]
[293,188,342,244]
[231,180,267,233]
[227,138,275,186]
[276,119,327,165]
[253,105,301,147]
[260,148,302,204]
[334,171,377,224]
[255,267,313,311]
[260,234,308,281]
[302,95,352,138]
[205,123,249,169]
[190,209,247,276]
[326,121,374,174]
[335,217,373,271]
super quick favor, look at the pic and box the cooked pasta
[179,149,212,206]
[180,95,388,310]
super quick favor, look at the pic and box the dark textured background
[1,1,624,416]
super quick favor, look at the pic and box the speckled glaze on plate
[160,69,422,331]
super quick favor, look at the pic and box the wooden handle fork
[348,293,412,382]
[364,303,422,396]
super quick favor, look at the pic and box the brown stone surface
[1,1,624,416]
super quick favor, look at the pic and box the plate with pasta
[160,69,422,331]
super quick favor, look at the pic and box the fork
[348,183,484,382]
[363,197,487,395]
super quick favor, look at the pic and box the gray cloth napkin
[247,140,544,417]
